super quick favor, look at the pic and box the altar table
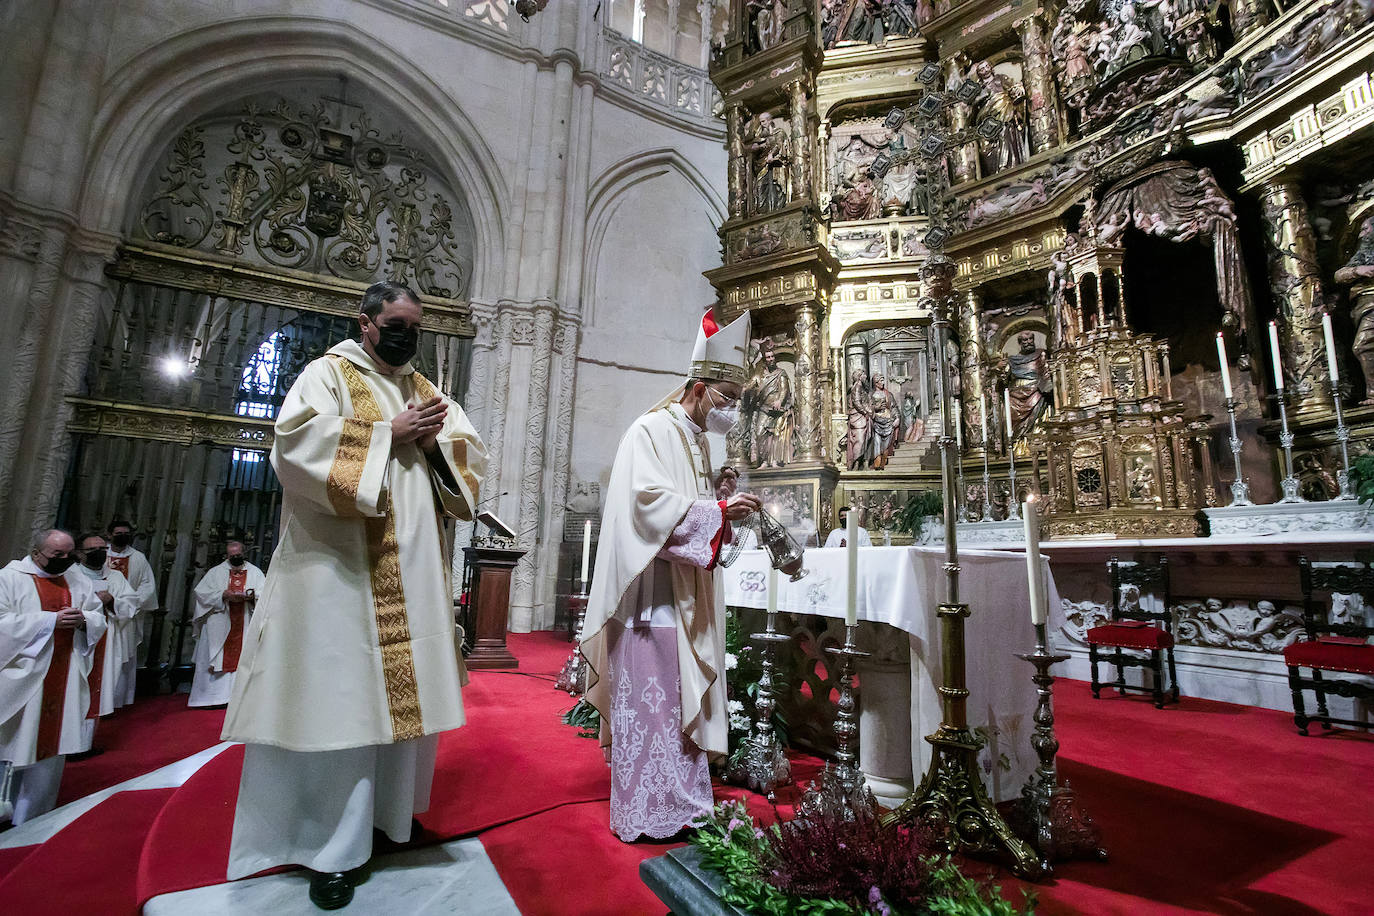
[722,546,1057,803]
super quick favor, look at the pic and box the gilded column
[789,80,811,204]
[957,289,988,449]
[794,302,823,463]
[1018,15,1063,154]
[1258,180,1333,415]
[727,105,747,220]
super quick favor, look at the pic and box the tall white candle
[954,398,964,452]
[1003,387,1015,442]
[1268,321,1284,390]
[767,565,777,614]
[1216,332,1233,400]
[1322,312,1339,384]
[1022,496,1046,625]
[979,391,989,443]
[580,520,592,586]
[845,509,859,627]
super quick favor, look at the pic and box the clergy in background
[71,532,139,752]
[0,530,107,824]
[221,281,485,909]
[105,518,158,705]
[823,506,873,547]
[581,309,761,842]
[188,541,264,708]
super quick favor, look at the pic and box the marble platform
[144,837,520,915]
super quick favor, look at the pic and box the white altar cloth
[723,546,1056,803]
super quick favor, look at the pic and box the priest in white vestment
[0,530,107,824]
[188,542,264,708]
[106,520,158,706]
[822,506,873,547]
[71,533,139,751]
[581,309,761,842]
[221,281,484,908]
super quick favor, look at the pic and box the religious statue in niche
[972,61,1030,174]
[997,330,1052,440]
[829,119,923,221]
[747,112,792,215]
[745,337,796,469]
[1335,214,1374,403]
[1126,455,1157,501]
[846,367,874,470]
[830,166,879,221]
[902,392,923,442]
[868,374,900,470]
[746,0,786,54]
[821,0,921,50]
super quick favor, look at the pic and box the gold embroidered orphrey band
[412,374,480,505]
[331,355,424,742]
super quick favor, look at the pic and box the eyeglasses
[707,387,740,409]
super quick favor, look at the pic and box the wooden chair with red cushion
[1285,558,1374,736]
[1086,556,1177,709]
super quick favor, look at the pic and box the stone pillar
[509,304,558,632]
[857,635,914,808]
[794,302,824,463]
[1258,180,1333,415]
[788,80,811,205]
[957,289,988,449]
[1017,14,1062,153]
[727,104,746,220]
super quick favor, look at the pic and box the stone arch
[75,16,509,296]
[582,147,725,325]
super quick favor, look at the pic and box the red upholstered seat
[1283,640,1374,676]
[1085,623,1174,650]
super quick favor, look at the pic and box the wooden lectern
[462,544,525,669]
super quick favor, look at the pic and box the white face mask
[704,387,740,434]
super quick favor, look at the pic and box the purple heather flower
[727,818,744,833]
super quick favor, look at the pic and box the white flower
[728,699,744,714]
[725,652,739,670]
[729,713,750,731]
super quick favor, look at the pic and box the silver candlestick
[730,609,793,799]
[980,447,995,522]
[1331,380,1356,500]
[956,449,970,522]
[825,623,870,795]
[554,585,589,695]
[1223,396,1253,506]
[1016,622,1106,863]
[1274,389,1304,503]
[1006,443,1021,522]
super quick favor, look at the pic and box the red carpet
[1,633,1371,914]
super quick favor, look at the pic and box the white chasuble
[189,560,265,707]
[0,559,107,766]
[71,564,139,717]
[582,404,730,761]
[222,339,485,752]
[106,547,158,647]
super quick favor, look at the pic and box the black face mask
[111,533,132,550]
[372,324,419,367]
[228,555,246,567]
[84,549,107,570]
[40,554,75,575]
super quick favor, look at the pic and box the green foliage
[1351,452,1374,506]
[895,490,945,538]
[689,801,1036,916]
[560,697,600,739]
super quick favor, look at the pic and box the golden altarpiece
[708,0,1374,542]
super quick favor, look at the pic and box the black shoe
[308,871,354,910]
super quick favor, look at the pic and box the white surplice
[71,563,138,717]
[222,338,484,878]
[106,546,157,706]
[0,558,107,824]
[188,560,265,708]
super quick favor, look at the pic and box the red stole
[29,575,75,759]
[223,568,248,672]
[108,555,130,578]
[86,579,109,720]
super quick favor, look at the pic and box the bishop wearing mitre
[221,281,485,909]
[0,529,107,824]
[188,541,264,708]
[581,308,760,842]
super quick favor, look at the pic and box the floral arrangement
[691,792,1036,916]
[1351,451,1374,505]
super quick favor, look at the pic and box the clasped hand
[55,608,86,630]
[392,396,446,450]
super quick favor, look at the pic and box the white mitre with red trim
[688,307,751,386]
